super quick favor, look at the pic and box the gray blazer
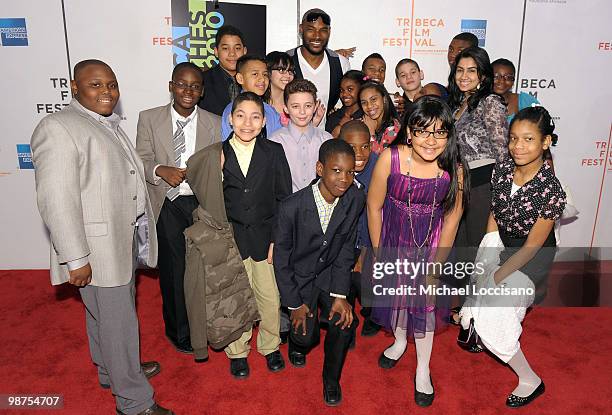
[135,104,221,220]
[31,100,158,287]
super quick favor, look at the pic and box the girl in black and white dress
[461,106,566,408]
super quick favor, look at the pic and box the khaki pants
[225,257,281,358]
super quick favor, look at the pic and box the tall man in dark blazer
[32,60,173,415]
[274,139,365,406]
[136,62,221,353]
[221,92,292,378]
[197,25,247,116]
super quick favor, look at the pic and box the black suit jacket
[198,64,236,116]
[273,184,365,308]
[222,136,292,262]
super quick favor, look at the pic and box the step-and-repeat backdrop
[1,0,610,268]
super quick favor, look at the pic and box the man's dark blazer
[198,64,235,116]
[273,183,365,309]
[222,136,292,262]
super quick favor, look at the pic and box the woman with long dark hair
[447,47,508,322]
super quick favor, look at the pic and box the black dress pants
[288,286,356,387]
[448,164,493,294]
[156,195,198,345]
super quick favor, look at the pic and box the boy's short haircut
[236,54,267,75]
[231,91,264,115]
[452,32,479,48]
[394,58,420,77]
[171,62,204,82]
[338,120,370,140]
[362,52,385,69]
[318,138,355,164]
[73,59,111,80]
[215,25,246,47]
[283,79,318,105]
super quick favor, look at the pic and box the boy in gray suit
[31,60,172,415]
[136,62,221,354]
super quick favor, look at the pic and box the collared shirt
[220,101,282,141]
[171,106,197,196]
[491,157,566,238]
[69,99,146,270]
[269,122,332,192]
[198,64,240,116]
[152,105,198,196]
[229,135,256,176]
[310,180,346,301]
[312,180,339,234]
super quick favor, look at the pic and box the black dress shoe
[280,331,289,345]
[288,351,306,368]
[141,361,161,379]
[323,382,342,406]
[229,358,249,379]
[265,350,285,372]
[101,361,161,388]
[506,381,545,408]
[116,403,174,415]
[414,376,435,407]
[361,318,381,337]
[165,334,193,354]
[378,349,403,369]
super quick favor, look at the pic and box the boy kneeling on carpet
[274,139,365,406]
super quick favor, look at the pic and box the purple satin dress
[371,146,451,337]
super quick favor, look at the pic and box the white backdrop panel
[411,0,524,86]
[63,0,174,142]
[520,0,612,254]
[0,0,70,268]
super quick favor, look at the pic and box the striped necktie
[167,118,190,201]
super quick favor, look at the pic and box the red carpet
[1,269,611,414]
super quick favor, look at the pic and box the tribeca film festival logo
[581,140,611,170]
[385,17,446,53]
[36,78,71,114]
[519,77,556,101]
[461,19,487,47]
[16,144,34,170]
[0,18,28,46]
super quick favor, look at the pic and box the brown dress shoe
[116,403,174,415]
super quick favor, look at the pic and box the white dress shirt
[153,105,198,196]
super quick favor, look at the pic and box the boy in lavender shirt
[269,79,332,192]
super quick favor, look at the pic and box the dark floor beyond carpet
[1,269,611,414]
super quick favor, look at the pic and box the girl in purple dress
[367,96,469,406]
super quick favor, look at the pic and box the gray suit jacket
[31,100,158,287]
[135,104,221,220]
